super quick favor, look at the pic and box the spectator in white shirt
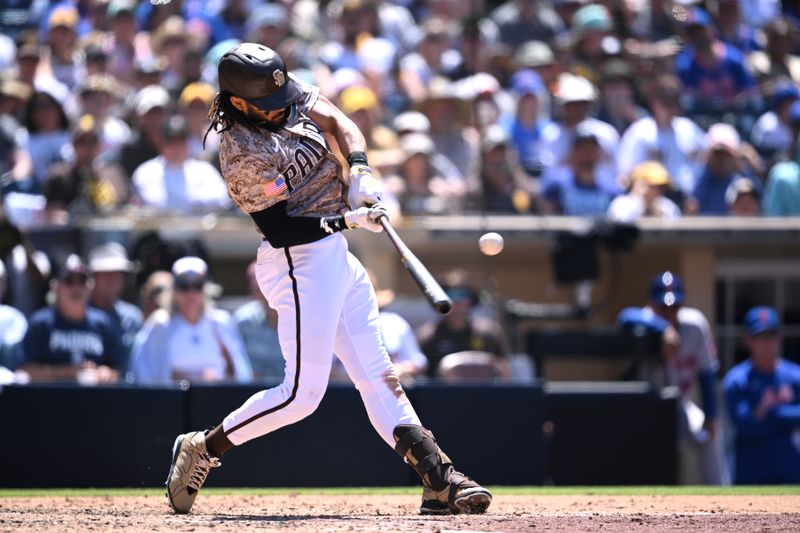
[539,73,620,192]
[130,256,252,385]
[131,116,231,214]
[617,73,706,196]
[608,161,682,222]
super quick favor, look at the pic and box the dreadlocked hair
[204,92,257,149]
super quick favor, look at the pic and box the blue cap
[744,306,780,335]
[789,100,800,123]
[511,69,544,97]
[685,7,712,27]
[649,271,684,307]
[771,83,800,109]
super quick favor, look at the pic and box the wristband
[347,151,368,167]
[320,215,348,234]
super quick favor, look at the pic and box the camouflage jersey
[218,78,349,225]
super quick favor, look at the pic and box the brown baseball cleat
[165,431,221,514]
[419,470,492,515]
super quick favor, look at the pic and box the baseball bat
[378,217,452,315]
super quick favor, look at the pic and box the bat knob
[435,299,452,315]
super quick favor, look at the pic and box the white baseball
[479,232,504,256]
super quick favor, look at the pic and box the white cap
[89,242,134,273]
[707,123,740,153]
[555,73,597,104]
[172,256,208,280]
[134,84,170,117]
[393,111,430,134]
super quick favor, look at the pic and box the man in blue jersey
[19,254,126,383]
[723,306,800,484]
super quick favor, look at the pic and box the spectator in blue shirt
[87,242,143,362]
[540,122,618,216]
[19,254,125,383]
[690,123,758,215]
[762,160,800,216]
[504,68,550,177]
[676,8,755,114]
[723,306,800,484]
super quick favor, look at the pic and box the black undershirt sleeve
[250,201,347,248]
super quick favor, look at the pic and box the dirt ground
[1,493,799,533]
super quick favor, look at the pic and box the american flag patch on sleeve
[263,176,288,197]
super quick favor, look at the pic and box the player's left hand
[348,164,384,208]
[344,203,388,233]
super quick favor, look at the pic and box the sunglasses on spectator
[175,280,204,292]
[61,274,89,286]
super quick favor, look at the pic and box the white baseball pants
[222,233,421,447]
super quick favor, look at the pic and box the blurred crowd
[1,0,800,223]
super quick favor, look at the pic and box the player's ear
[229,96,248,113]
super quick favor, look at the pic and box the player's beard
[258,106,291,132]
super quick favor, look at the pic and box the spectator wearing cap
[244,3,289,51]
[337,85,398,155]
[539,73,620,192]
[514,41,558,100]
[711,0,759,55]
[490,0,564,48]
[0,260,27,370]
[690,123,759,215]
[317,1,398,97]
[398,17,461,104]
[761,160,800,216]
[608,161,682,221]
[131,115,230,214]
[618,271,729,484]
[726,177,761,216]
[20,89,71,190]
[149,16,195,94]
[750,83,800,161]
[0,79,33,184]
[474,124,534,214]
[19,254,126,383]
[540,121,618,216]
[130,256,252,384]
[384,131,466,215]
[56,114,127,215]
[422,77,482,185]
[675,7,755,113]
[504,69,551,177]
[233,260,283,384]
[617,73,706,196]
[14,44,69,103]
[746,17,800,87]
[723,306,800,484]
[119,84,170,179]
[417,269,505,379]
[44,6,83,91]
[569,3,614,85]
[76,74,132,157]
[596,59,647,136]
[179,82,219,162]
[391,111,464,187]
[88,242,143,361]
[102,0,146,86]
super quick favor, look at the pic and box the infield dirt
[1,493,799,532]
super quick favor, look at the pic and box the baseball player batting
[165,43,492,516]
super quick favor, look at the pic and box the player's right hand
[348,164,384,208]
[344,203,388,233]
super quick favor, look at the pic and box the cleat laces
[187,453,221,493]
